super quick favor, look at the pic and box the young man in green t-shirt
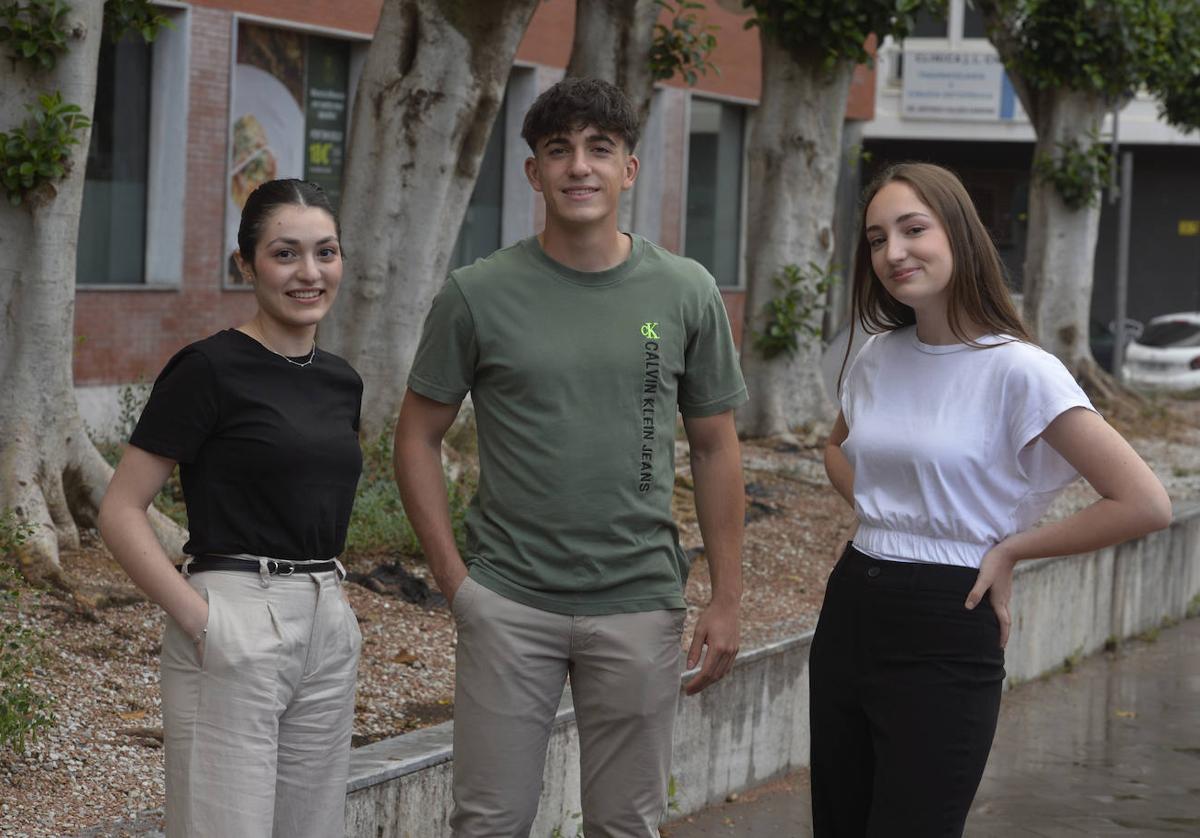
[395,77,747,837]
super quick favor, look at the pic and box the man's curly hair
[521,77,640,153]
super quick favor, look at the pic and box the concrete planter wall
[344,506,1200,836]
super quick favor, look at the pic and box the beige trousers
[160,568,361,838]
[450,576,685,838]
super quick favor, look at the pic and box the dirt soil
[4,398,1200,837]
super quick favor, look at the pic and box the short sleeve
[129,348,220,463]
[839,333,879,425]
[407,277,478,404]
[1004,348,1095,452]
[1003,346,1097,498]
[679,287,748,417]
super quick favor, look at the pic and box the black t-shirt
[130,329,363,560]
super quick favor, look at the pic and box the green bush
[754,262,838,360]
[0,509,55,754]
[345,432,475,559]
[93,380,188,528]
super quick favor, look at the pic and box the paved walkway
[662,617,1200,837]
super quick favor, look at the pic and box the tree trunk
[321,0,540,436]
[0,5,184,585]
[564,0,660,232]
[565,0,660,126]
[737,37,852,438]
[1021,89,1107,374]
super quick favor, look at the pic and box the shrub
[346,432,475,558]
[0,509,55,754]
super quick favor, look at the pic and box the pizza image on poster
[230,113,278,208]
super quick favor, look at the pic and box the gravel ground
[3,398,1198,837]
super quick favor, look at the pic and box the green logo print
[640,321,660,340]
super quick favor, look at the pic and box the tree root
[1078,358,1148,418]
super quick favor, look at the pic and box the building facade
[860,0,1200,345]
[73,0,875,436]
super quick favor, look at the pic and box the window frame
[679,91,752,291]
[76,2,190,291]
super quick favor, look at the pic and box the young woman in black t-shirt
[99,180,364,838]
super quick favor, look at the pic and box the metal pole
[1112,150,1133,378]
[1108,106,1120,203]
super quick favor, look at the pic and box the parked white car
[1122,313,1200,391]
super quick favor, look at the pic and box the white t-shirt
[840,327,1095,568]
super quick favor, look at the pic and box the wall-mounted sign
[1178,220,1200,237]
[901,50,1022,122]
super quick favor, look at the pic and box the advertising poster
[304,38,350,208]
[225,23,349,285]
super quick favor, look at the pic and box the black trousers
[809,544,1005,838]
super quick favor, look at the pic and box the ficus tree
[976,0,1200,391]
[565,0,719,229]
[736,0,943,438]
[321,0,542,436]
[0,0,183,585]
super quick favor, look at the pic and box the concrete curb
[346,505,1200,836]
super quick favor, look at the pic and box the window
[449,95,506,270]
[76,7,188,288]
[911,9,948,38]
[962,2,987,38]
[76,28,152,285]
[225,22,352,285]
[685,99,744,288]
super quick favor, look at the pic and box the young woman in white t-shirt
[813,162,1171,837]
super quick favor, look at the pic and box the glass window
[449,95,506,270]
[963,2,987,38]
[77,28,152,285]
[911,9,948,38]
[685,99,744,287]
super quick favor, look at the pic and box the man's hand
[965,543,1017,648]
[684,599,740,695]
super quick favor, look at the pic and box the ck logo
[640,321,660,340]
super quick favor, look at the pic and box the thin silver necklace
[249,327,317,368]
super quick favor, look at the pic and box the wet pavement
[662,617,1200,837]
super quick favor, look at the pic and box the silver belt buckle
[269,560,296,576]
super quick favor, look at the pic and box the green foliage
[650,0,719,85]
[0,508,36,560]
[668,773,681,812]
[1148,9,1200,132]
[0,510,55,754]
[984,0,1171,100]
[548,811,583,838]
[0,0,71,70]
[1032,133,1111,210]
[115,377,151,440]
[103,0,171,43]
[93,381,187,528]
[754,262,837,360]
[0,90,90,207]
[742,0,946,70]
[346,432,475,559]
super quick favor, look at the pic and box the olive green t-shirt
[408,235,747,615]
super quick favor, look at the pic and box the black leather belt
[180,556,339,576]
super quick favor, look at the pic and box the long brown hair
[838,162,1031,393]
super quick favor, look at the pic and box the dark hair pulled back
[237,178,341,260]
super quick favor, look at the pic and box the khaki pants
[161,568,361,838]
[450,576,685,838]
